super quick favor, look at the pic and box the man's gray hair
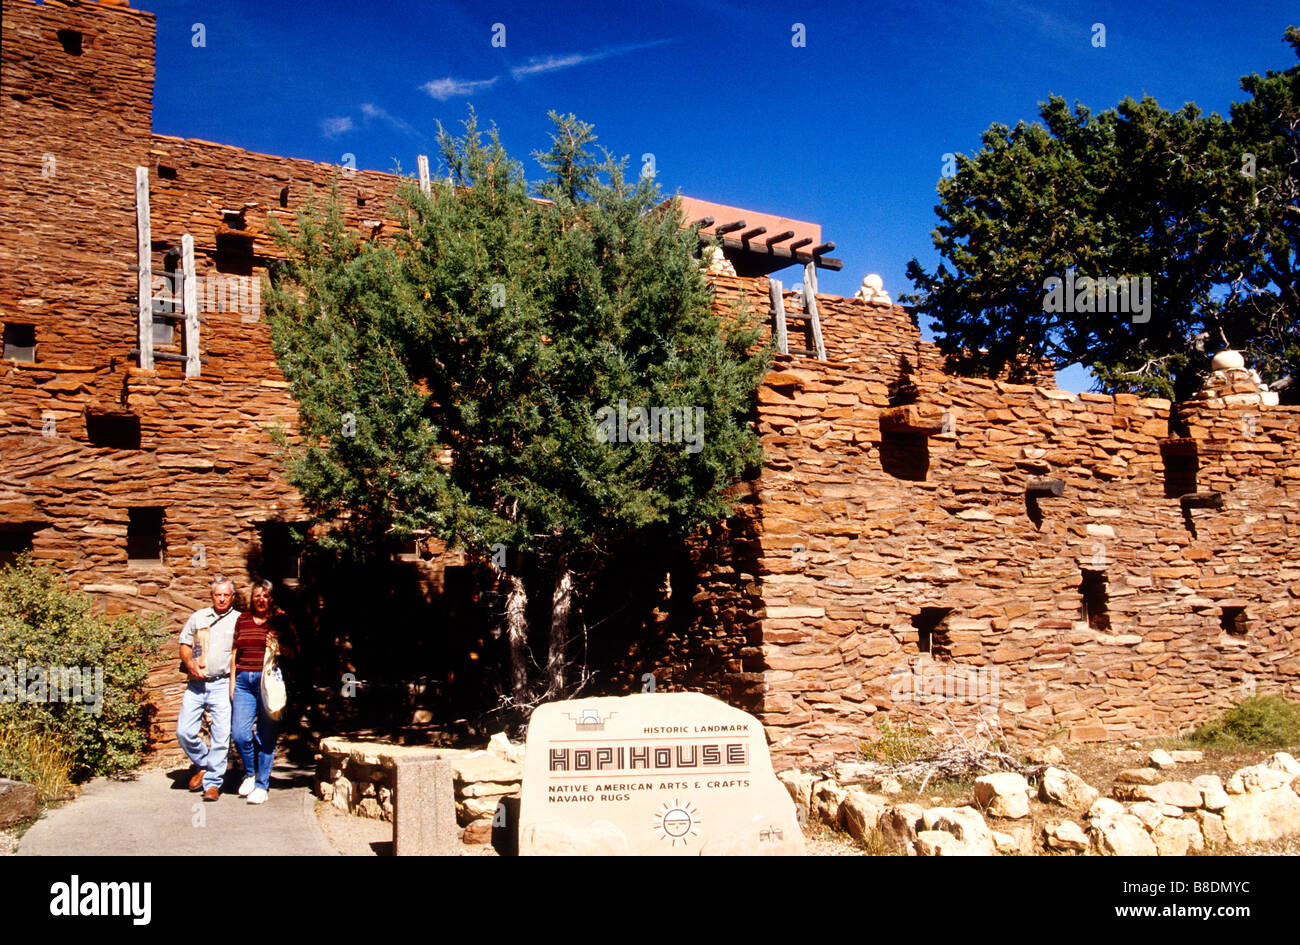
[210,574,235,592]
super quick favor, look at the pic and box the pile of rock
[853,273,892,305]
[781,749,1300,856]
[1193,350,1280,407]
[314,732,524,843]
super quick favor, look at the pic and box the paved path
[18,760,335,856]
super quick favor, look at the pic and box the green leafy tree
[266,112,769,702]
[906,28,1299,401]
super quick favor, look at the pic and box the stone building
[2,0,1297,765]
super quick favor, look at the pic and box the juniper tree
[905,27,1299,400]
[266,112,769,703]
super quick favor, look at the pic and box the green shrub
[1189,696,1300,749]
[0,556,166,780]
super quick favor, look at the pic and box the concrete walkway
[18,760,335,856]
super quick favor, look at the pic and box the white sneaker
[238,776,256,797]
[247,788,268,805]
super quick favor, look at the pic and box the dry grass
[0,719,74,806]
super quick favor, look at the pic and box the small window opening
[881,431,930,482]
[255,521,305,586]
[127,507,164,564]
[3,323,36,362]
[1079,569,1110,631]
[397,537,421,561]
[1161,440,1199,498]
[0,527,36,568]
[214,233,254,276]
[913,607,953,660]
[278,186,289,207]
[86,411,141,450]
[57,30,83,55]
[1220,606,1248,636]
[157,165,177,180]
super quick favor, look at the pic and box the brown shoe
[203,786,219,802]
[189,768,205,792]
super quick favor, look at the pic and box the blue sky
[148,0,1297,391]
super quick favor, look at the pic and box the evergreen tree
[266,112,769,702]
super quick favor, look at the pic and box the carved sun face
[653,800,700,847]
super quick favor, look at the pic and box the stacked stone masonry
[1,0,1296,765]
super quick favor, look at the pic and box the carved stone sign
[518,692,804,855]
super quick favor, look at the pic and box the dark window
[0,528,35,568]
[57,29,83,55]
[3,323,36,362]
[1080,569,1110,631]
[256,522,306,585]
[913,607,953,660]
[86,411,141,450]
[1161,440,1199,498]
[215,234,254,276]
[157,165,178,180]
[127,508,164,564]
[881,431,930,482]
[1220,606,1248,635]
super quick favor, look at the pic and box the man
[176,575,241,801]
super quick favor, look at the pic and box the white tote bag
[261,639,287,720]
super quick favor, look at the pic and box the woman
[229,580,287,805]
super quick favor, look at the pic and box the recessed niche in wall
[881,431,930,482]
[913,606,953,660]
[1160,438,1199,498]
[57,29,83,55]
[126,507,165,565]
[85,410,141,450]
[3,323,36,362]
[1219,605,1248,636]
[157,165,177,180]
[0,526,36,568]
[254,521,307,586]
[1079,568,1111,632]
[214,233,254,276]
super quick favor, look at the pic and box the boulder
[921,806,995,855]
[777,769,816,824]
[1148,749,1176,770]
[973,772,1031,819]
[1090,814,1158,856]
[1128,802,1168,831]
[879,776,903,795]
[462,818,494,844]
[991,830,1019,854]
[879,804,925,848]
[1169,750,1204,764]
[841,789,888,843]
[1087,798,1126,822]
[1043,821,1089,852]
[1221,788,1300,844]
[1152,818,1203,856]
[812,780,848,829]
[915,830,984,856]
[1194,810,1227,847]
[1192,775,1229,811]
[1115,767,1159,784]
[1226,765,1296,795]
[1026,745,1066,765]
[1264,752,1300,777]
[0,779,38,829]
[1130,781,1203,810]
[1040,767,1101,812]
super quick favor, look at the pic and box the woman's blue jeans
[232,670,281,790]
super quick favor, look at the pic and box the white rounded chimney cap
[1211,350,1245,371]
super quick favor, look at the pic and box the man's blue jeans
[176,678,231,791]
[232,670,281,790]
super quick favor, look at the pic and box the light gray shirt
[179,606,241,678]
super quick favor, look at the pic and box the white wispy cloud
[421,76,500,101]
[509,40,671,80]
[321,115,353,138]
[360,102,419,138]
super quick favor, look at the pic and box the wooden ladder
[769,261,826,360]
